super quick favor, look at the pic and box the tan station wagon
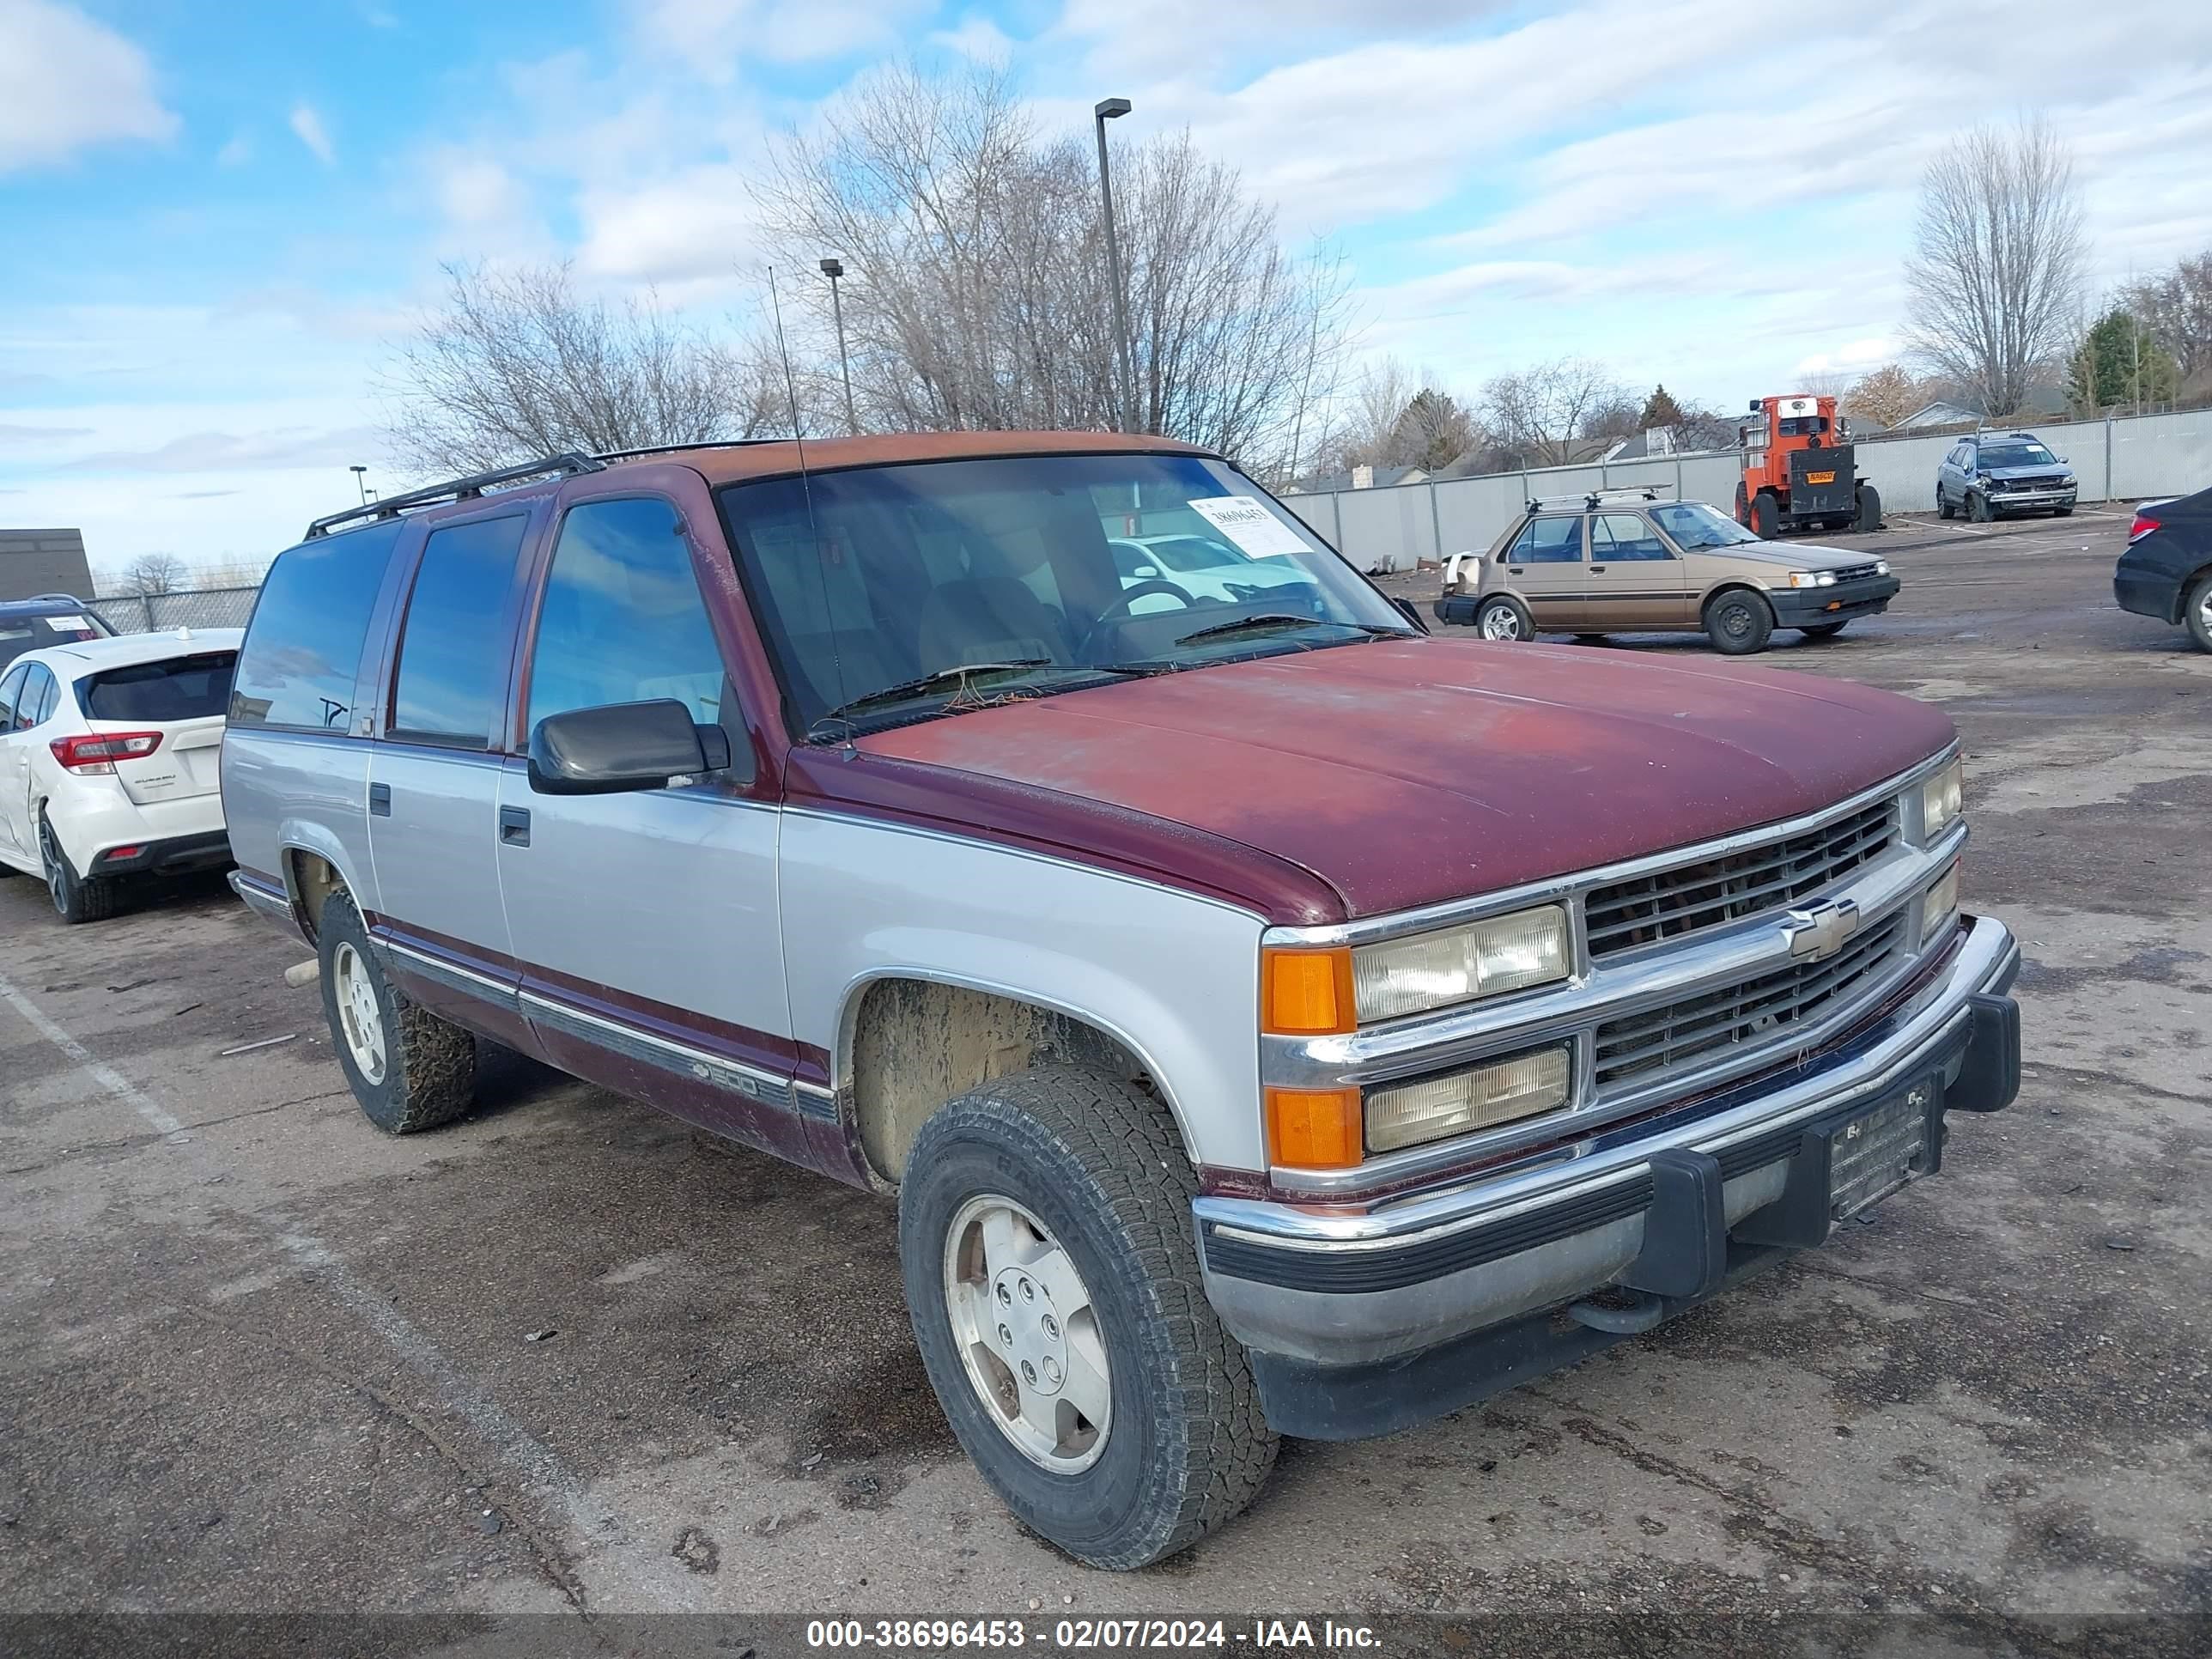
[1437,493,1901,654]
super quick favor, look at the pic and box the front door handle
[1589,564,1607,574]
[499,805,532,848]
[1507,566,1525,574]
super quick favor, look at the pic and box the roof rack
[1525,484,1674,512]
[303,452,606,540]
[592,438,788,465]
[21,592,94,605]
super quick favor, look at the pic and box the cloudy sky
[2,0,2208,570]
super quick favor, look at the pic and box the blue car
[1935,432,2078,522]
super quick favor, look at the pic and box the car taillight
[2128,514,2160,543]
[50,731,163,773]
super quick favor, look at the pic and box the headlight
[1921,757,1964,841]
[1350,904,1571,1023]
[1922,864,1960,945]
[1365,1044,1572,1152]
[1786,571,1838,588]
[2060,474,2076,486]
[1875,561,1891,575]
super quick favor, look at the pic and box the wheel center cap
[992,1267,1069,1396]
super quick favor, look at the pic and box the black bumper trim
[90,830,234,875]
[1769,575,1900,625]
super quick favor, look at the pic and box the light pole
[349,464,370,503]
[820,258,858,434]
[1092,97,1137,434]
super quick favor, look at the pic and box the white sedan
[0,628,242,923]
[1107,534,1320,611]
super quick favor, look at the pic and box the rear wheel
[1734,483,1751,526]
[1705,589,1774,655]
[318,893,478,1133]
[1938,486,1955,520]
[1475,596,1533,641]
[900,1068,1277,1570]
[1854,483,1882,532]
[1967,490,1992,524]
[1748,492,1780,539]
[40,811,114,925]
[2186,575,2212,654]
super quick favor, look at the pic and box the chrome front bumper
[1194,914,2020,1425]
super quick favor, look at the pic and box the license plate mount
[1827,1078,1936,1221]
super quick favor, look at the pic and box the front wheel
[1705,590,1775,655]
[2186,575,2212,654]
[900,1068,1277,1570]
[1749,492,1781,539]
[1967,491,1992,524]
[1475,596,1533,641]
[2052,505,2074,518]
[1855,483,1881,533]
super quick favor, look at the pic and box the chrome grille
[1583,800,1898,960]
[1593,914,1906,1090]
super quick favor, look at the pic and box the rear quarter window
[82,653,238,722]
[230,520,406,732]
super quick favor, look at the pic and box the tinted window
[392,515,530,744]
[15,664,55,728]
[231,520,404,732]
[0,665,26,729]
[1510,517,1584,563]
[82,653,237,723]
[1591,514,1671,562]
[526,499,726,730]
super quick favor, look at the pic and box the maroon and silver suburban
[220,433,2021,1568]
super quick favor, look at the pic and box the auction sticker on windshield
[1188,495,1312,558]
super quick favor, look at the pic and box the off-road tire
[318,893,477,1134]
[899,1067,1277,1571]
[1734,482,1752,526]
[1749,492,1780,539]
[1705,589,1775,655]
[1474,596,1534,642]
[40,811,114,925]
[1855,483,1882,532]
[1967,490,1993,524]
[2186,574,2212,654]
[1800,621,1849,640]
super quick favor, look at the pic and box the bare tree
[381,261,788,476]
[751,63,1349,475]
[1904,116,2087,417]
[1316,357,1483,474]
[118,552,187,596]
[1480,357,1629,466]
[2124,250,2212,394]
[1843,363,1927,428]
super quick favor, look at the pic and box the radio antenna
[767,265,846,730]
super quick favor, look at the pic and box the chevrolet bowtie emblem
[1784,898,1860,963]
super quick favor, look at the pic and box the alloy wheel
[1480,605,1522,641]
[942,1194,1112,1473]
[39,817,65,915]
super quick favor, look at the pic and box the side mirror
[528,699,726,795]
[1133,564,1159,578]
[1748,399,1762,413]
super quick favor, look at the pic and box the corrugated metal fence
[94,586,261,634]
[1283,406,2212,573]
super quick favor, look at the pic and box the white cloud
[1795,337,1902,377]
[927,13,1013,66]
[574,163,760,283]
[0,0,176,173]
[289,102,336,166]
[66,425,382,474]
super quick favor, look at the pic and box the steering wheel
[1082,578,1200,651]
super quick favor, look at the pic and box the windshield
[1977,442,2056,469]
[720,452,1411,734]
[1650,501,1762,550]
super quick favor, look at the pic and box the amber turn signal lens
[1261,946,1356,1035]
[1266,1087,1364,1170]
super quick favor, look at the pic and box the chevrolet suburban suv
[221,434,2021,1570]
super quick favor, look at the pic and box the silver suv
[1935,432,2078,521]
[222,434,2021,1569]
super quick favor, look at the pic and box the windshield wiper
[1170,614,1404,648]
[811,659,1054,732]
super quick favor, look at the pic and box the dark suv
[0,595,113,673]
[1935,433,2078,522]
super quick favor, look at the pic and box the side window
[16,664,56,727]
[1517,516,1584,564]
[1592,514,1671,562]
[0,665,27,730]
[526,498,729,732]
[231,520,405,732]
[392,514,531,745]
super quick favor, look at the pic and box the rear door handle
[499,805,532,847]
[368,782,391,817]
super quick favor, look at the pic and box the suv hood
[833,637,1954,924]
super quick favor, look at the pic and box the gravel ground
[1,505,2205,1656]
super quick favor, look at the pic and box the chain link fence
[92,586,262,634]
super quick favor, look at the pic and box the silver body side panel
[777,807,1269,1170]
[219,728,378,915]
[366,749,510,955]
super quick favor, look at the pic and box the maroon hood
[787,637,1954,926]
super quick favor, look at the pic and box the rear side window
[392,514,530,745]
[0,665,23,728]
[1509,517,1584,563]
[231,520,405,732]
[16,663,57,728]
[82,653,238,723]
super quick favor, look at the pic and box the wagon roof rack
[304,453,606,540]
[1524,484,1674,513]
[591,438,787,464]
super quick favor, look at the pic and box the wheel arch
[1701,579,1777,618]
[276,823,370,944]
[834,968,1192,1186]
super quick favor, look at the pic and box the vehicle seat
[915,577,1070,669]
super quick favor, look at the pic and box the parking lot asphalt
[3,506,2207,1650]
